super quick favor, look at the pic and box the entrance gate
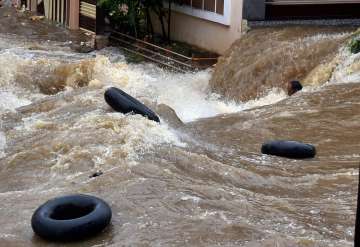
[79,0,96,32]
[43,0,70,26]
[265,0,360,19]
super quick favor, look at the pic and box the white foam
[292,42,360,94]
[92,55,287,122]
[241,88,288,110]
[0,43,289,124]
[47,110,186,171]
[328,47,360,84]
[74,111,186,150]
[0,91,31,112]
[127,68,242,122]
[0,52,27,87]
[302,32,349,44]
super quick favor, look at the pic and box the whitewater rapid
[1,18,360,247]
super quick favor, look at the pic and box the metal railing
[109,31,218,73]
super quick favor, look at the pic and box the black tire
[104,87,160,122]
[261,140,316,159]
[31,194,112,242]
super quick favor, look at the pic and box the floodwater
[0,7,360,247]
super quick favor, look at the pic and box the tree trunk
[159,10,167,40]
[145,8,154,36]
[167,1,171,44]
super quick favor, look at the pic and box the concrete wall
[152,0,243,54]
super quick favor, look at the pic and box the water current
[0,7,360,247]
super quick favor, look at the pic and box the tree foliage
[98,0,142,37]
[98,0,182,42]
[349,38,360,54]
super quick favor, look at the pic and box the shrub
[98,0,183,42]
[98,0,143,37]
[349,38,360,54]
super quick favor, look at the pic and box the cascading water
[1,7,360,247]
[210,26,357,102]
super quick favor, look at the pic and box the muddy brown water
[0,7,360,247]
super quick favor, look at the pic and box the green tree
[98,0,183,42]
[349,38,360,54]
[98,0,142,37]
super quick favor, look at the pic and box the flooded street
[0,7,360,247]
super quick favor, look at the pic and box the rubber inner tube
[261,140,316,159]
[104,87,160,122]
[31,194,112,242]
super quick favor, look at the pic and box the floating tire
[261,140,316,159]
[31,194,112,242]
[104,87,160,122]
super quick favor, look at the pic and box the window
[178,0,225,15]
[169,0,231,25]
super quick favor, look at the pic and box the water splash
[0,20,359,247]
[328,47,360,84]
[303,44,360,89]
[0,43,290,124]
[0,91,31,112]
[241,88,287,111]
[87,54,287,122]
[0,131,6,159]
[210,27,354,102]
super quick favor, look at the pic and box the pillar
[30,0,37,11]
[69,0,79,30]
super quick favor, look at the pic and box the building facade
[23,1,360,54]
[154,0,360,54]
[25,0,96,32]
[153,0,243,54]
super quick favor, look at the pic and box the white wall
[152,0,243,54]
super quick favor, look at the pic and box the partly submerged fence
[79,0,96,32]
[36,0,96,32]
[43,0,69,26]
[109,31,218,73]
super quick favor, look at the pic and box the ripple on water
[0,25,359,247]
